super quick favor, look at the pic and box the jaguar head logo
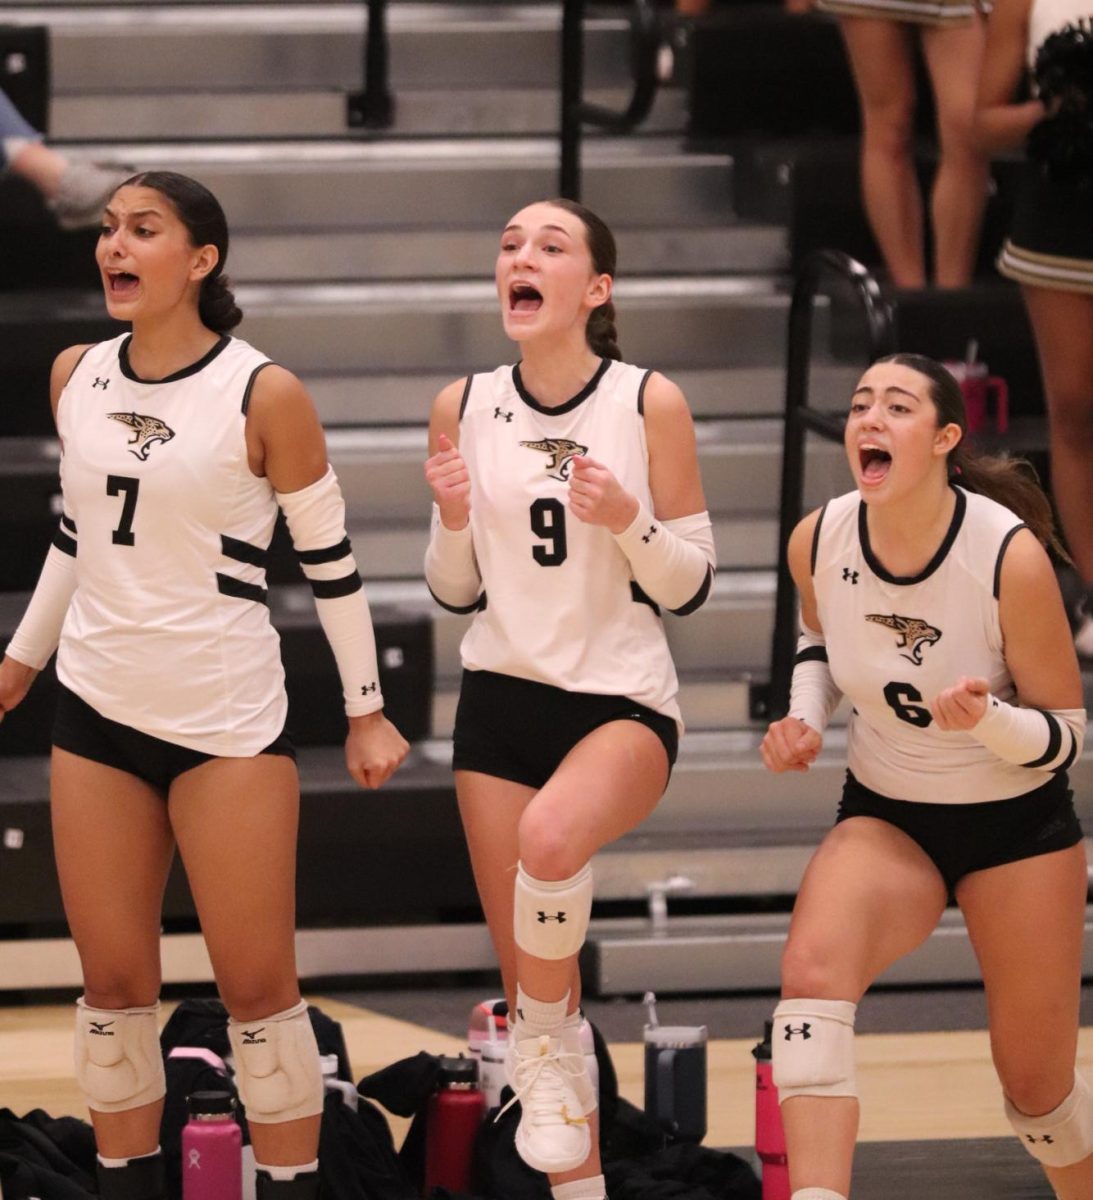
[107,411,176,461]
[520,437,588,481]
[866,613,943,665]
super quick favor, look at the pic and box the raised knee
[517,806,587,879]
[780,941,846,1001]
[1006,1071,1093,1168]
[1001,1069,1074,1121]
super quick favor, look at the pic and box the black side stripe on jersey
[458,375,474,421]
[670,564,714,616]
[60,514,77,534]
[1021,711,1063,769]
[795,645,829,665]
[216,573,268,605]
[297,537,352,565]
[636,369,654,417]
[810,504,828,576]
[993,523,1029,600]
[631,581,661,615]
[427,583,485,615]
[241,362,274,416]
[221,534,269,568]
[310,572,363,599]
[53,528,77,557]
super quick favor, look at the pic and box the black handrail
[749,249,896,722]
[347,0,393,130]
[560,0,661,200]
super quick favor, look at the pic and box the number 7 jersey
[457,358,682,730]
[54,333,288,756]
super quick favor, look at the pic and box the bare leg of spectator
[922,18,990,287]
[839,17,926,287]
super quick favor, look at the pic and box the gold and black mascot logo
[865,613,942,665]
[520,437,589,481]
[107,411,176,461]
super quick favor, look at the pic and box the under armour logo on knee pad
[1026,1134,1055,1145]
[784,1024,812,1040]
[537,911,567,923]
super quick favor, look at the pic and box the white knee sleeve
[1006,1072,1093,1168]
[74,998,165,1114]
[772,998,857,1101]
[513,861,593,961]
[227,1000,324,1125]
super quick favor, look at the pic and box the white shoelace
[497,1035,590,1128]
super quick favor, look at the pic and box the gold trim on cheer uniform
[997,240,1093,295]
[817,0,977,23]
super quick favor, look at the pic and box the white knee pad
[771,998,857,1102]
[74,998,165,1114]
[227,1000,323,1125]
[513,861,593,961]
[1006,1072,1093,1168]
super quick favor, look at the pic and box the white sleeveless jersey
[813,486,1046,803]
[457,358,682,729]
[55,333,288,756]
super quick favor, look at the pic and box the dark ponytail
[120,170,243,333]
[878,353,1067,557]
[546,197,622,361]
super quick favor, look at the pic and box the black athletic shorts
[837,769,1082,894]
[451,668,679,790]
[53,683,296,793]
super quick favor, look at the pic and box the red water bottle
[753,1022,790,1200]
[182,1090,242,1200]
[423,1055,486,1195]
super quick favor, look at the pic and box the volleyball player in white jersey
[0,172,408,1200]
[761,353,1089,1200]
[423,199,716,1200]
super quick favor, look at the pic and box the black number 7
[107,475,140,546]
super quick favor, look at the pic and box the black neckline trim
[859,486,966,586]
[512,357,611,415]
[119,333,231,384]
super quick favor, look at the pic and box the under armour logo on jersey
[107,411,176,461]
[1026,1134,1055,1145]
[783,1024,811,1040]
[88,1021,114,1036]
[865,613,942,665]
[537,911,567,923]
[641,525,657,544]
[494,407,514,422]
[240,1028,266,1044]
[842,568,859,584]
[520,437,589,482]
[361,682,378,695]
[92,377,110,390]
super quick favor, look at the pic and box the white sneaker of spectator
[51,162,133,230]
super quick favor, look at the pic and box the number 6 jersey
[813,485,1047,803]
[456,358,682,731]
[54,333,288,756]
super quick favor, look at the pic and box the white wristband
[6,531,79,670]
[788,621,841,734]
[424,503,482,613]
[611,502,715,615]
[972,695,1085,773]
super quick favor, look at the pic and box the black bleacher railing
[346,0,393,130]
[560,0,660,199]
[749,249,895,722]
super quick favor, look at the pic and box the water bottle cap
[436,1054,479,1086]
[187,1089,236,1117]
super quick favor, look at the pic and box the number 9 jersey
[813,485,1045,803]
[456,358,682,732]
[54,333,288,757]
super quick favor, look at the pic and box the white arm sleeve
[971,696,1086,773]
[6,519,79,670]
[611,503,716,615]
[788,621,842,734]
[423,503,482,613]
[276,466,383,719]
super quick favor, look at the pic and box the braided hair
[547,198,622,360]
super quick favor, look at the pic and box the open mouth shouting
[106,269,141,299]
[858,443,892,486]
[509,281,543,315]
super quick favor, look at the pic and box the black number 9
[530,498,568,567]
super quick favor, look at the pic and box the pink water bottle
[182,1090,243,1200]
[423,1055,486,1195]
[753,1022,790,1200]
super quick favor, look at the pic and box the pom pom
[1029,20,1093,183]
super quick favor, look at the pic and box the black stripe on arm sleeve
[668,564,714,616]
[795,645,829,665]
[297,537,353,566]
[1054,725,1079,775]
[427,583,485,615]
[53,528,77,557]
[310,572,363,599]
[1021,710,1063,769]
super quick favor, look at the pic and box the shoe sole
[514,1121,592,1174]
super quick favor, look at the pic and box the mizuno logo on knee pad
[537,912,567,923]
[240,1028,267,1043]
[784,1024,812,1040]
[89,1022,115,1035]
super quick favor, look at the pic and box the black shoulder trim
[795,645,828,665]
[297,537,352,566]
[810,504,828,576]
[120,334,231,384]
[631,580,661,616]
[52,529,77,557]
[242,361,274,416]
[993,524,1029,600]
[216,572,268,605]
[668,565,713,616]
[66,344,95,387]
[637,369,654,417]
[310,572,363,599]
[860,485,966,586]
[221,534,269,568]
[458,375,474,421]
[1021,711,1062,769]
[60,514,77,534]
[427,583,485,615]
[514,357,610,415]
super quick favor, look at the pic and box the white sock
[2,136,35,167]
[515,984,569,1038]
[97,1148,161,1169]
[792,1189,847,1200]
[551,1175,607,1200]
[255,1160,319,1180]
